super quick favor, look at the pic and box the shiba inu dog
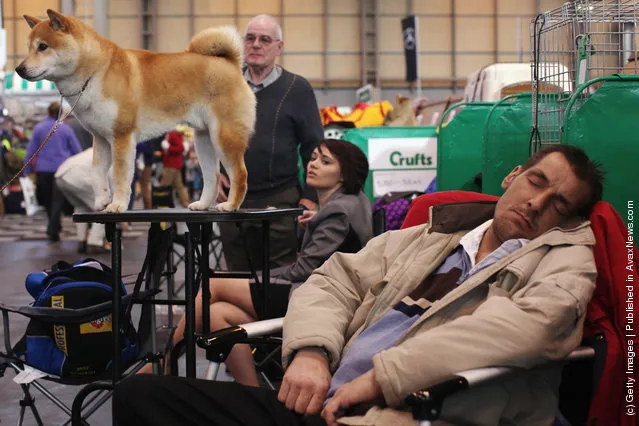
[16,9,256,212]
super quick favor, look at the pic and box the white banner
[372,170,436,197]
[367,137,437,170]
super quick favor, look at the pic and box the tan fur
[17,10,256,213]
[384,95,417,127]
[187,26,244,67]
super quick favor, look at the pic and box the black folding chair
[0,289,159,426]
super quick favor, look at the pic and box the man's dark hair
[48,102,61,118]
[318,139,369,194]
[522,144,604,218]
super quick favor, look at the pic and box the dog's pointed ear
[46,9,70,32]
[24,15,42,29]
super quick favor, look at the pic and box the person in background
[0,116,16,145]
[160,127,189,208]
[24,102,82,242]
[55,148,108,253]
[217,14,323,272]
[0,117,16,186]
[137,135,165,209]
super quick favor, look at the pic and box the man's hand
[297,210,317,228]
[298,198,318,211]
[321,370,383,426]
[278,349,331,416]
[216,174,230,202]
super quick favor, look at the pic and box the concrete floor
[0,212,227,426]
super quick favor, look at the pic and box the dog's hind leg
[214,122,248,212]
[104,133,136,213]
[92,135,112,211]
[188,124,219,211]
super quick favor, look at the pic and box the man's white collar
[459,219,493,268]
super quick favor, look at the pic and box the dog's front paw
[214,202,237,212]
[188,200,211,211]
[104,201,128,213]
[95,196,111,212]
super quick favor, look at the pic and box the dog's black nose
[15,65,26,78]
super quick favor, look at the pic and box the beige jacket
[282,202,597,426]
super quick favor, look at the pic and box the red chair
[581,201,639,426]
[401,190,499,229]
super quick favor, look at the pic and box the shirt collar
[459,219,531,269]
[459,219,493,268]
[244,65,282,92]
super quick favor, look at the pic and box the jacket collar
[429,201,595,247]
[430,201,497,233]
[321,187,348,207]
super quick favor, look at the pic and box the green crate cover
[482,94,560,195]
[483,95,533,196]
[342,126,438,201]
[562,79,639,222]
[437,102,495,192]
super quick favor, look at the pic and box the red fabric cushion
[400,190,500,229]
[584,201,638,426]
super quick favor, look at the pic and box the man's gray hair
[245,14,283,41]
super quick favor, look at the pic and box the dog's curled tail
[187,26,243,68]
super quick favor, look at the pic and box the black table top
[73,207,303,223]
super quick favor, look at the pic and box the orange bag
[321,101,393,127]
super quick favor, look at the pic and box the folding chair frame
[0,290,157,426]
[169,230,225,298]
[2,359,149,426]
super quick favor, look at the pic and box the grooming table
[71,207,302,425]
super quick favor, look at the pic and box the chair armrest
[405,346,596,422]
[0,289,160,324]
[240,318,284,337]
[195,318,284,363]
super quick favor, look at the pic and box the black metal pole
[110,223,121,421]
[184,230,196,378]
[201,223,212,335]
[261,220,270,319]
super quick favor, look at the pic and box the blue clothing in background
[24,117,82,175]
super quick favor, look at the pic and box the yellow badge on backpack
[51,295,68,355]
[80,314,113,334]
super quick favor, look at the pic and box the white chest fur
[63,80,119,141]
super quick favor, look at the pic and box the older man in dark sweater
[218,14,323,271]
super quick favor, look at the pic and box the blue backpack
[21,259,138,379]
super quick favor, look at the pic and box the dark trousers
[114,375,326,426]
[218,186,300,271]
[36,172,65,238]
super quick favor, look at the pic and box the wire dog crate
[530,0,639,149]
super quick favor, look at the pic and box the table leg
[146,225,159,374]
[108,223,121,420]
[184,230,196,378]
[261,220,270,320]
[201,223,212,336]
